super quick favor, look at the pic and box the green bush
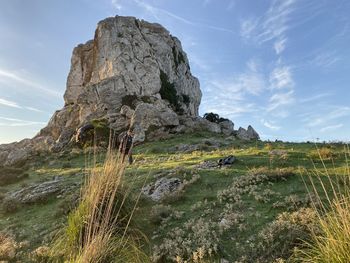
[203,112,229,123]
[2,198,20,213]
[182,94,190,106]
[252,208,318,261]
[159,70,183,114]
[172,46,185,68]
[91,118,110,145]
[150,205,173,225]
[121,95,138,109]
[309,147,335,160]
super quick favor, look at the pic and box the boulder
[142,177,183,201]
[219,120,234,136]
[236,126,260,140]
[247,125,260,140]
[3,178,79,204]
[130,101,179,142]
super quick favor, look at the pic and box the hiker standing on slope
[118,129,134,164]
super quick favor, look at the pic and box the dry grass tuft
[51,148,149,263]
[293,146,350,262]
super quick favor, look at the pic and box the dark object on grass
[218,155,236,167]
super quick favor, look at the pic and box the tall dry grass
[51,144,150,263]
[293,145,350,262]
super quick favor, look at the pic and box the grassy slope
[0,132,347,261]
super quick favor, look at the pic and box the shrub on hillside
[2,198,20,213]
[159,70,183,114]
[152,218,219,262]
[0,167,28,186]
[0,232,17,261]
[150,205,173,225]
[309,147,335,160]
[203,112,229,123]
[121,94,138,109]
[251,208,318,262]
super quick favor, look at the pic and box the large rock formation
[38,16,201,148]
[0,16,260,166]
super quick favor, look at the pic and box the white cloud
[240,0,296,55]
[133,0,235,34]
[0,98,21,108]
[111,0,122,10]
[25,107,44,113]
[210,60,266,96]
[269,65,294,90]
[261,119,281,130]
[310,52,340,68]
[0,97,44,112]
[268,90,295,112]
[274,37,287,55]
[320,124,344,133]
[0,68,61,97]
[299,92,332,103]
[0,116,46,127]
[240,18,258,39]
[306,106,350,127]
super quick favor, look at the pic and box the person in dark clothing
[118,130,134,164]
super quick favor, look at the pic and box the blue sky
[0,0,349,143]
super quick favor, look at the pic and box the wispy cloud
[261,119,281,130]
[267,90,295,112]
[274,37,287,55]
[0,98,21,108]
[25,106,44,113]
[269,65,294,90]
[0,116,46,127]
[306,106,350,127]
[111,0,122,10]
[299,92,332,103]
[310,52,340,68]
[240,18,258,39]
[0,97,45,112]
[133,0,236,34]
[320,123,343,133]
[210,59,266,96]
[0,68,61,97]
[201,59,266,119]
[240,0,296,55]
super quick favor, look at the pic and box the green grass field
[0,132,348,262]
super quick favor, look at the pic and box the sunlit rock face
[41,16,202,145]
[0,16,261,167]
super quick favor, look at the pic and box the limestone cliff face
[0,16,259,167]
[39,16,201,147]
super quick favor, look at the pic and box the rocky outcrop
[3,178,79,204]
[142,177,183,201]
[0,15,260,166]
[236,125,260,140]
[42,15,202,147]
